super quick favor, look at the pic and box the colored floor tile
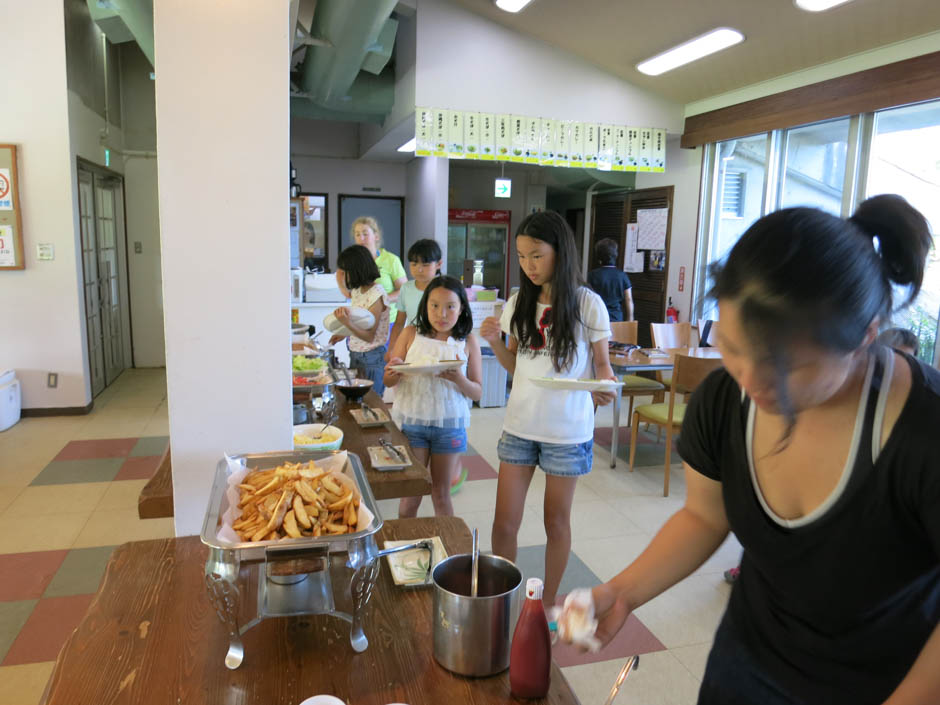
[0,551,68,601]
[0,601,37,664]
[0,487,22,513]
[2,594,95,666]
[29,458,124,486]
[130,436,169,458]
[4,483,109,517]
[43,546,116,598]
[514,544,602,597]
[71,510,175,549]
[0,513,92,555]
[553,612,667,668]
[0,660,56,705]
[94,480,149,511]
[114,455,161,481]
[462,453,498,482]
[53,438,138,462]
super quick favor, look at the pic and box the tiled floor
[0,369,739,704]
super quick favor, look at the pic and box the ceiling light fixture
[495,0,536,13]
[397,137,416,153]
[794,0,855,11]
[636,27,745,76]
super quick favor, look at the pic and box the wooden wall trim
[681,50,940,148]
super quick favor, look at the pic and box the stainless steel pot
[432,553,522,676]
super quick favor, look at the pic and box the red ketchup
[509,577,552,698]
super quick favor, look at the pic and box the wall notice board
[0,145,25,270]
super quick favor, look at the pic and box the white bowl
[292,423,344,451]
[324,307,376,338]
[298,696,345,705]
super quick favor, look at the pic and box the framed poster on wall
[0,144,25,270]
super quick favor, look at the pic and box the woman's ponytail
[849,194,932,308]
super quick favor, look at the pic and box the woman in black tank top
[560,195,940,705]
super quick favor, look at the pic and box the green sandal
[450,467,468,495]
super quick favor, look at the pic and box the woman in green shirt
[351,216,407,322]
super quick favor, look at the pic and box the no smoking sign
[0,169,12,209]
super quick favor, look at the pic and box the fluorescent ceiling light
[495,0,535,13]
[636,28,744,76]
[794,0,855,11]
[397,137,416,153]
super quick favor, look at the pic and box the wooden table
[137,445,173,519]
[42,518,580,705]
[333,389,431,500]
[606,347,722,468]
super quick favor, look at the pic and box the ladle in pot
[471,528,479,597]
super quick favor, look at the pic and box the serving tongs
[379,437,407,464]
[360,400,379,420]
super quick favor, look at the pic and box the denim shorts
[401,423,467,455]
[496,431,593,477]
[349,346,386,394]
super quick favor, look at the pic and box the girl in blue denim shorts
[480,211,618,607]
[384,276,482,517]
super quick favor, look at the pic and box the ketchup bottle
[509,578,552,698]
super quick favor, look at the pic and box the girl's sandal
[450,466,468,495]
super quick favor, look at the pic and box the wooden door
[590,186,674,347]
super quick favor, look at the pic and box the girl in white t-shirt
[332,245,390,393]
[384,276,483,517]
[480,210,617,607]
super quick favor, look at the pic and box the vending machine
[447,209,511,297]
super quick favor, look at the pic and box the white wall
[156,0,291,535]
[405,156,449,261]
[416,0,683,133]
[292,156,407,270]
[0,2,90,409]
[635,138,704,323]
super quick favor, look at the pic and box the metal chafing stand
[200,450,430,669]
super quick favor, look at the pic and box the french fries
[233,460,360,542]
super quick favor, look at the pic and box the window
[693,102,940,365]
[721,171,746,217]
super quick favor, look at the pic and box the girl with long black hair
[480,210,617,607]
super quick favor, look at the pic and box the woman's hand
[329,334,346,346]
[480,316,502,344]
[334,307,351,324]
[591,374,619,407]
[591,582,632,648]
[384,357,404,384]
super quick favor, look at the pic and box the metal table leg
[611,392,621,468]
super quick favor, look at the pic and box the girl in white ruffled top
[384,276,482,517]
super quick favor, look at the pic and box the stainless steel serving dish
[200,450,430,669]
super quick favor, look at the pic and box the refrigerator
[447,209,511,297]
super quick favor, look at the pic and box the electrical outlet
[134,241,142,254]
[47,372,58,388]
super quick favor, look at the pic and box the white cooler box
[0,370,22,432]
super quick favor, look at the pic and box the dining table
[40,516,581,705]
[606,346,723,468]
[329,389,432,500]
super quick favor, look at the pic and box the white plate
[367,445,411,470]
[383,537,448,587]
[528,377,624,392]
[324,307,375,338]
[349,408,389,427]
[389,360,464,376]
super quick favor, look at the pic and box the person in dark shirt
[568,196,940,705]
[587,238,633,322]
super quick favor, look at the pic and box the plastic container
[0,370,21,432]
[509,577,552,698]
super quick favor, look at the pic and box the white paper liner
[216,451,375,545]
[550,587,602,653]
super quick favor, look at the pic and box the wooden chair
[629,353,724,496]
[650,322,696,389]
[610,322,665,424]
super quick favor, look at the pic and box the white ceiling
[450,0,940,106]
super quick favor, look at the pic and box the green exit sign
[494,178,511,199]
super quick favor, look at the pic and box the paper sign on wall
[597,125,615,171]
[569,122,585,167]
[447,111,465,158]
[584,124,598,168]
[524,117,540,164]
[464,112,480,159]
[415,108,433,157]
[612,127,627,172]
[638,128,653,172]
[652,128,666,172]
[626,128,640,169]
[510,115,526,162]
[554,121,570,167]
[624,223,644,273]
[432,109,447,157]
[0,169,12,210]
[637,208,669,250]
[496,114,512,161]
[539,118,555,165]
[480,113,496,160]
